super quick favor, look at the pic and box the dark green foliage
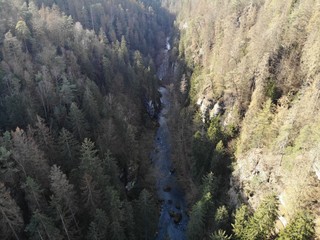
[21,177,43,211]
[57,128,80,172]
[86,209,109,240]
[202,172,218,198]
[26,211,63,240]
[134,189,158,240]
[211,140,228,176]
[278,211,315,240]
[232,205,250,240]
[68,103,89,140]
[214,206,229,230]
[192,131,212,180]
[103,187,125,240]
[233,195,279,240]
[123,201,136,240]
[266,78,282,103]
[207,117,223,146]
[0,0,174,238]
[187,192,212,240]
[79,138,109,188]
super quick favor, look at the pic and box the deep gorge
[0,0,319,239]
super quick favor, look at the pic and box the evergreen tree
[26,210,63,240]
[82,83,100,125]
[134,189,158,240]
[32,116,56,164]
[49,165,79,239]
[11,127,50,184]
[80,173,102,215]
[192,131,212,181]
[232,195,278,240]
[214,206,229,231]
[232,205,250,240]
[86,209,109,240]
[104,187,126,240]
[0,182,23,240]
[123,201,136,240]
[0,146,17,182]
[278,211,315,240]
[210,230,231,240]
[202,172,218,197]
[21,177,44,211]
[187,192,212,240]
[79,138,107,186]
[68,102,89,140]
[246,194,278,239]
[207,117,223,146]
[57,128,80,172]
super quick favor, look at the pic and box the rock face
[197,97,225,122]
[197,97,214,122]
[210,101,223,118]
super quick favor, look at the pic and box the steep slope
[161,0,320,239]
[0,0,173,239]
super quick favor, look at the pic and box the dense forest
[1,0,320,239]
[0,0,172,239]
[161,0,320,239]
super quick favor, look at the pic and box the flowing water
[151,38,188,240]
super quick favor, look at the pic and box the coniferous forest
[0,0,320,240]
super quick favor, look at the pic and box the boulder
[169,211,182,224]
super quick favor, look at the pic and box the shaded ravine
[151,38,188,240]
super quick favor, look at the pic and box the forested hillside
[0,0,173,239]
[160,0,320,239]
[2,0,320,239]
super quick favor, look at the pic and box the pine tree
[68,102,89,140]
[202,172,218,197]
[59,78,76,106]
[246,194,278,239]
[232,205,250,240]
[11,127,50,184]
[32,115,56,164]
[207,117,223,146]
[82,83,100,125]
[15,19,31,52]
[133,189,158,240]
[187,200,206,240]
[80,173,102,215]
[86,209,109,240]
[0,146,17,182]
[0,182,23,240]
[104,187,126,240]
[79,138,105,183]
[278,211,315,240]
[192,131,212,180]
[214,206,229,231]
[123,201,136,240]
[210,230,231,240]
[232,195,278,240]
[21,177,43,211]
[26,210,63,240]
[57,128,80,171]
[49,165,79,240]
[102,151,120,188]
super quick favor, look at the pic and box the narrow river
[152,38,188,240]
